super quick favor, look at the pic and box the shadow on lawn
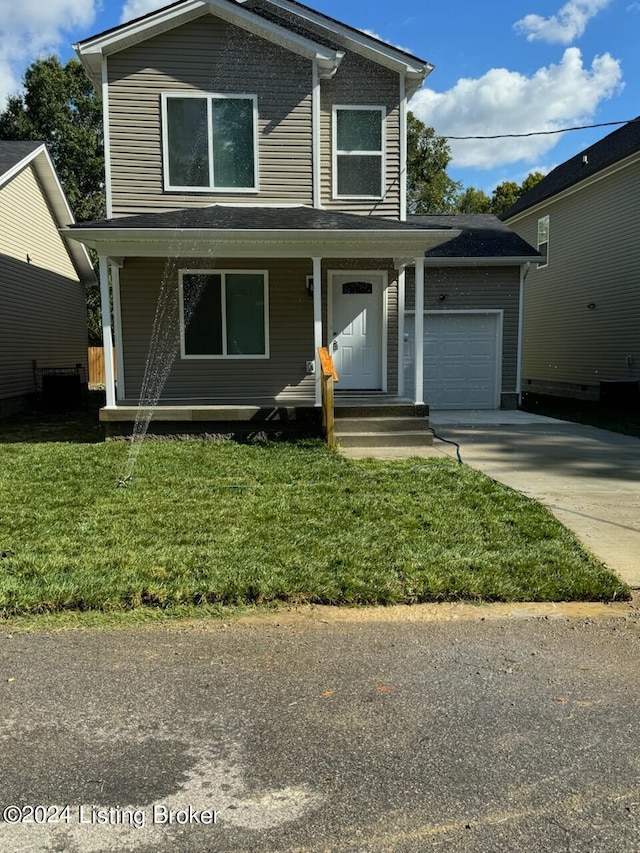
[0,392,106,444]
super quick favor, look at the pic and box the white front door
[330,273,383,390]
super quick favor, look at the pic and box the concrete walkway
[429,411,640,588]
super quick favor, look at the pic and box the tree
[0,56,106,342]
[490,181,521,217]
[455,186,491,214]
[490,172,545,217]
[407,111,461,213]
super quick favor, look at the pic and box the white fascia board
[62,227,461,259]
[505,149,640,226]
[0,143,46,190]
[422,256,544,267]
[75,0,343,88]
[256,0,433,91]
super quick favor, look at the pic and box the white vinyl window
[333,105,385,199]
[537,215,549,267]
[179,270,269,359]
[162,93,259,192]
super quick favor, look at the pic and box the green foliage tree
[490,172,545,217]
[455,186,491,214]
[407,111,461,213]
[490,180,521,217]
[0,57,106,344]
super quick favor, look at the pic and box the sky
[0,0,637,193]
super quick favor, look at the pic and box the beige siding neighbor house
[0,142,96,415]
[65,0,540,441]
[503,117,640,403]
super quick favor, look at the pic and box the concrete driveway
[429,411,640,589]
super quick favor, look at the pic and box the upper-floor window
[162,93,258,193]
[537,215,549,267]
[333,105,385,199]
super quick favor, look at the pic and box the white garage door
[404,312,501,409]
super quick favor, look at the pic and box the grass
[0,413,629,619]
[522,392,640,438]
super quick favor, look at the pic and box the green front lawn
[0,431,629,617]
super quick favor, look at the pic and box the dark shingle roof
[0,141,43,179]
[72,205,457,232]
[77,0,429,65]
[502,117,640,219]
[408,214,541,259]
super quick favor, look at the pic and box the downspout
[312,60,321,209]
[102,57,113,219]
[399,72,407,222]
[516,262,532,407]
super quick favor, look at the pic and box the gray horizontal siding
[119,257,316,400]
[508,158,640,388]
[0,165,87,401]
[108,15,313,215]
[405,266,521,394]
[119,256,400,401]
[320,53,401,218]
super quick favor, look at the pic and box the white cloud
[0,0,96,105]
[120,0,168,23]
[360,28,413,55]
[515,0,611,44]
[410,48,623,170]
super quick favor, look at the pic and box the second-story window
[162,93,258,192]
[333,106,385,199]
[537,215,550,267]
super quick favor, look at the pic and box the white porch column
[397,265,406,397]
[312,256,323,406]
[99,255,116,408]
[413,257,425,406]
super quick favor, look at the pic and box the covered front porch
[63,205,460,438]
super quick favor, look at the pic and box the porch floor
[99,393,424,422]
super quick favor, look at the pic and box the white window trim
[178,269,270,359]
[537,214,549,269]
[332,105,386,200]
[162,92,260,194]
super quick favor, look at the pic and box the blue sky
[0,0,637,193]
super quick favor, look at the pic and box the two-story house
[65,0,541,440]
[503,117,640,405]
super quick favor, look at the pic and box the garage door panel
[404,313,501,410]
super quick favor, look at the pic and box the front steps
[334,402,433,451]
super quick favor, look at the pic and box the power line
[441,118,640,141]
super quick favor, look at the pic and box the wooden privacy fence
[318,346,339,448]
[88,347,116,387]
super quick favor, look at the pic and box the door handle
[332,340,338,352]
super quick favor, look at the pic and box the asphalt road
[1,605,639,852]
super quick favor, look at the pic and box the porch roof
[62,204,462,259]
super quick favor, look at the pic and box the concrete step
[334,416,429,434]
[335,431,434,448]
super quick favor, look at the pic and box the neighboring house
[503,117,640,402]
[0,141,96,416]
[65,0,540,439]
